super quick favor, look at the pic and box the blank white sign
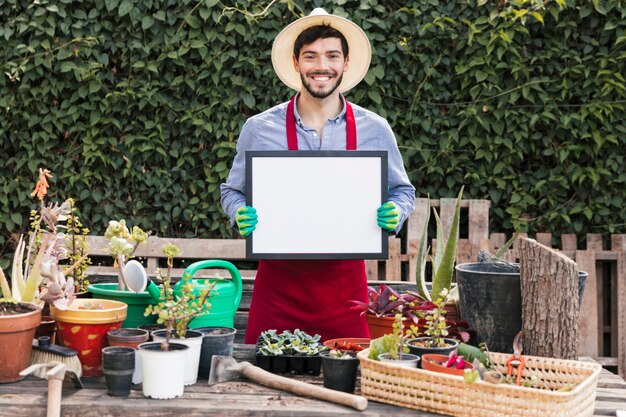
[246,151,388,259]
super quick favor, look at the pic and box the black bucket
[456,262,588,353]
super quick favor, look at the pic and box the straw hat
[271,8,371,93]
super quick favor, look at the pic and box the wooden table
[1,345,625,417]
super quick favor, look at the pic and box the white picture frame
[245,150,388,259]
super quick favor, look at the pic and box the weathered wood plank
[618,252,626,380]
[612,235,626,252]
[406,239,418,287]
[407,198,430,247]
[536,232,553,247]
[364,260,379,281]
[562,234,578,251]
[577,250,599,358]
[1,354,625,417]
[587,234,605,251]
[384,236,401,281]
[468,199,490,247]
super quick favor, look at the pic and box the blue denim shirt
[220,95,416,233]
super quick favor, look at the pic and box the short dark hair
[293,25,349,59]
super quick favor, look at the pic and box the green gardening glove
[377,201,400,232]
[236,205,258,237]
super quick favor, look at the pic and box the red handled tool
[506,331,525,386]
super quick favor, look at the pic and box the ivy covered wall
[1,0,624,263]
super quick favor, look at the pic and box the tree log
[519,237,579,359]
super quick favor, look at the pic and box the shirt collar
[292,93,347,126]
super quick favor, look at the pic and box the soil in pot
[0,302,42,383]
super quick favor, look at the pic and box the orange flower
[31,168,53,201]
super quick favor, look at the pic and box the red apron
[244,96,370,343]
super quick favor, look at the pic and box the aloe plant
[416,187,464,302]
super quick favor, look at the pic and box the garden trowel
[208,355,368,411]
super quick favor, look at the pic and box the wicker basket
[358,349,601,417]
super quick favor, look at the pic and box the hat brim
[271,13,371,93]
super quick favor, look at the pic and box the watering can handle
[179,260,243,311]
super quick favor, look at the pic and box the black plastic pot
[255,354,273,372]
[321,352,359,393]
[195,326,237,379]
[456,262,588,353]
[102,346,135,397]
[272,355,290,373]
[406,338,458,368]
[288,356,307,373]
[306,355,321,376]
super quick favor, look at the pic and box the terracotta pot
[421,353,473,376]
[51,299,127,377]
[107,328,149,349]
[366,314,425,339]
[0,301,42,383]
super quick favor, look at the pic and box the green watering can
[145,260,243,328]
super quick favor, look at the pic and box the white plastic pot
[151,329,203,386]
[138,342,188,399]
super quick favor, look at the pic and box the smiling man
[220,9,415,343]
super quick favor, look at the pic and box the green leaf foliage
[1,0,624,271]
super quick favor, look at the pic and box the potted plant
[415,187,464,321]
[369,314,420,368]
[406,289,461,363]
[0,299,42,383]
[88,220,155,328]
[320,349,360,393]
[350,284,435,339]
[141,243,213,391]
[254,329,327,375]
[0,169,90,382]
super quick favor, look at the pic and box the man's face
[293,37,349,99]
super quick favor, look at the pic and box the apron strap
[286,95,357,150]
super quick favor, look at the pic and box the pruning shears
[506,331,525,386]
